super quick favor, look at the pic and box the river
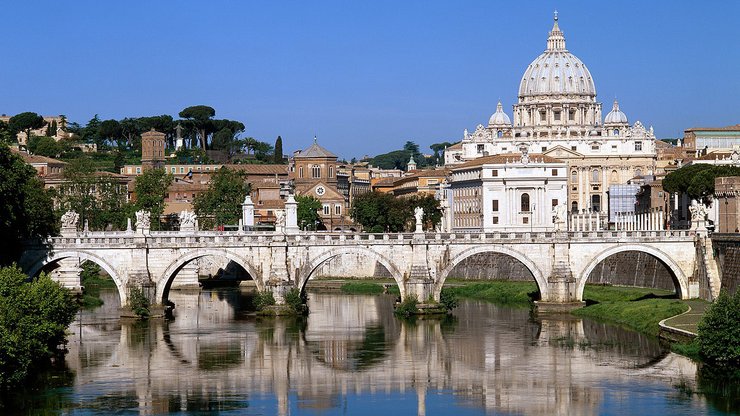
[4,288,733,415]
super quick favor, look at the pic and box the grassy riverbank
[336,278,689,338]
[574,286,688,336]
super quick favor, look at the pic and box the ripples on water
[3,288,732,415]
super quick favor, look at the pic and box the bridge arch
[300,247,405,298]
[576,244,688,300]
[158,249,263,304]
[434,245,548,299]
[27,250,127,304]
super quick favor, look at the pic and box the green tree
[98,119,122,147]
[0,265,78,389]
[193,167,249,229]
[296,195,322,230]
[8,112,45,143]
[46,119,58,137]
[409,194,443,230]
[350,191,413,232]
[0,144,56,266]
[179,105,216,150]
[274,136,284,163]
[55,158,132,231]
[663,164,740,202]
[697,290,740,369]
[430,141,454,165]
[27,135,62,157]
[0,121,13,144]
[134,168,173,230]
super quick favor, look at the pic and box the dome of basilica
[604,100,628,125]
[518,13,596,98]
[488,101,512,127]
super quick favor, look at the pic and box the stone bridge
[19,227,704,315]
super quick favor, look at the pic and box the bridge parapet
[36,229,697,250]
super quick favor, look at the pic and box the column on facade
[578,167,585,212]
[601,167,609,219]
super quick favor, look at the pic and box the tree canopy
[179,105,216,150]
[0,144,56,265]
[8,112,45,142]
[193,167,249,229]
[663,164,740,202]
[134,168,173,230]
[296,195,322,230]
[0,266,78,389]
[367,141,427,170]
[350,192,442,232]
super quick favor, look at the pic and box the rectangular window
[335,204,341,215]
[635,141,643,151]
[571,145,577,151]
[553,111,561,121]
[491,169,498,177]
[329,166,334,177]
[299,167,304,178]
[540,112,546,121]
[180,167,184,173]
[477,144,484,154]
[492,200,499,211]
[136,167,141,174]
[569,111,575,121]
[591,144,600,151]
[542,146,548,152]
[323,205,330,215]
[501,147,508,152]
[551,169,558,176]
[552,199,558,207]
[523,217,529,224]
[492,216,499,224]
[171,167,176,173]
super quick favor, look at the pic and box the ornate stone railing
[38,228,697,249]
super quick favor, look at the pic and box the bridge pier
[50,257,84,294]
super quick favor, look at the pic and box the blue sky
[3,1,739,160]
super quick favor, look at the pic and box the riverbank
[331,278,695,339]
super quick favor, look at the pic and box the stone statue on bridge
[179,211,198,232]
[552,203,567,231]
[135,210,151,234]
[414,206,424,233]
[274,209,286,233]
[689,199,708,231]
[60,211,80,237]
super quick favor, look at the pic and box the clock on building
[315,186,326,196]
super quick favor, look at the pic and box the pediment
[544,145,583,158]
[304,182,345,201]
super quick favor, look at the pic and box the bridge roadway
[20,229,701,314]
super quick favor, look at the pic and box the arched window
[571,201,578,213]
[610,170,618,183]
[613,129,620,136]
[521,193,530,212]
[635,168,643,178]
[497,130,503,138]
[592,169,600,182]
[312,165,321,178]
[591,195,601,212]
[571,170,577,182]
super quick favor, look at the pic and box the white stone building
[446,13,657,214]
[448,152,567,232]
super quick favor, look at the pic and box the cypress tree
[274,135,283,163]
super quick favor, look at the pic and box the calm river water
[4,288,734,415]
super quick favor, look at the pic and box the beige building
[445,13,657,215]
[0,114,70,145]
[682,124,740,158]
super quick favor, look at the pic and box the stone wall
[586,251,675,292]
[446,253,534,281]
[713,234,740,296]
[313,254,391,279]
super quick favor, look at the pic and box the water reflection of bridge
[63,290,701,415]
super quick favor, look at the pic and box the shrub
[440,288,458,311]
[0,266,78,389]
[128,287,150,319]
[395,294,419,317]
[284,288,309,315]
[253,290,276,311]
[698,290,740,369]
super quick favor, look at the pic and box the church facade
[445,13,657,214]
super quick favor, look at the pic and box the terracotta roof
[294,141,337,158]
[44,171,132,181]
[655,140,676,148]
[371,177,398,187]
[446,142,463,151]
[452,153,564,169]
[227,164,289,175]
[685,124,740,132]
[255,199,285,209]
[697,151,735,160]
[11,149,66,165]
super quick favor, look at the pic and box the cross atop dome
[547,11,566,51]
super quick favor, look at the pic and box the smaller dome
[488,101,512,127]
[604,100,628,125]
